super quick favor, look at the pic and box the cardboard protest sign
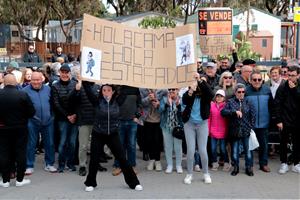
[198,8,232,56]
[80,14,197,89]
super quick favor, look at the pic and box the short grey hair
[234,83,246,93]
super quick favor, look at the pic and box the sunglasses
[223,76,232,79]
[168,88,176,91]
[237,91,245,94]
[252,78,262,82]
[288,74,297,77]
[281,71,287,74]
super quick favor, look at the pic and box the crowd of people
[0,44,299,192]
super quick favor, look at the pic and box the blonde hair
[219,71,233,86]
[20,68,32,84]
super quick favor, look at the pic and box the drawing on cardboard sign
[176,34,195,66]
[81,46,102,81]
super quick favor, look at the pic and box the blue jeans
[232,136,252,168]
[161,127,182,167]
[211,137,229,163]
[58,121,78,168]
[254,128,268,167]
[27,121,55,168]
[114,120,137,167]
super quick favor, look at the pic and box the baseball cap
[215,89,225,97]
[60,63,70,72]
[205,62,217,68]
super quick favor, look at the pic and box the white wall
[233,8,281,58]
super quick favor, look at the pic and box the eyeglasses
[252,78,262,82]
[223,76,232,79]
[237,91,245,94]
[168,88,177,91]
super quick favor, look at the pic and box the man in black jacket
[274,65,300,174]
[0,74,35,188]
[51,46,68,63]
[22,44,42,63]
[51,64,77,172]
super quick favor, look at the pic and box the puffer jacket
[83,82,120,135]
[51,79,77,121]
[208,101,228,139]
[246,84,272,129]
[221,97,255,139]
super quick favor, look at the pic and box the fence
[0,42,80,62]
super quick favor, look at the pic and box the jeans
[162,127,182,167]
[184,120,209,174]
[27,121,55,168]
[58,121,78,168]
[85,131,140,189]
[253,128,269,167]
[211,137,229,163]
[114,120,138,168]
[232,136,252,168]
[280,126,300,165]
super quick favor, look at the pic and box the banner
[198,8,232,56]
[80,14,197,89]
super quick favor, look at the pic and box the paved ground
[1,151,299,199]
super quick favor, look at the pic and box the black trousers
[85,131,140,189]
[0,128,28,183]
[143,121,162,161]
[280,126,300,165]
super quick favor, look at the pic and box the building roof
[240,30,273,37]
[233,6,282,20]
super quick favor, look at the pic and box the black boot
[231,166,239,176]
[245,167,254,176]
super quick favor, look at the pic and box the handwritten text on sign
[80,14,197,89]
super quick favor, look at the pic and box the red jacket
[208,101,228,139]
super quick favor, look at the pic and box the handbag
[172,126,185,140]
[249,129,259,150]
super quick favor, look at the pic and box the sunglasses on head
[237,90,245,94]
[223,76,232,79]
[252,78,262,82]
[168,88,176,91]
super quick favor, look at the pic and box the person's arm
[198,79,214,102]
[24,93,36,118]
[221,100,235,117]
[230,51,238,72]
[82,81,98,106]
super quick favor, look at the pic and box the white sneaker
[211,162,219,171]
[0,180,10,188]
[85,186,94,192]
[292,164,300,173]
[44,165,57,173]
[176,166,183,174]
[194,164,201,172]
[147,160,155,171]
[16,179,31,187]
[203,173,212,184]
[165,165,173,174]
[278,163,289,174]
[25,168,34,175]
[134,184,143,191]
[183,174,193,184]
[155,161,162,171]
